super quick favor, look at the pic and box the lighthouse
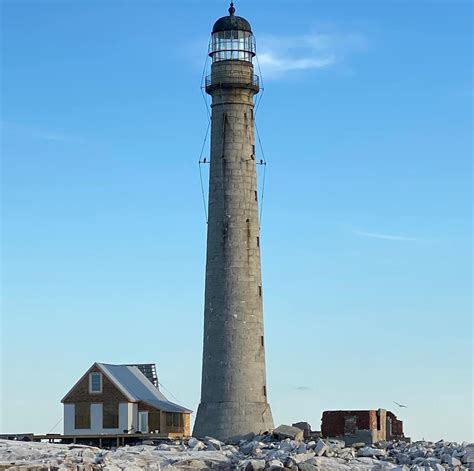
[193,3,274,440]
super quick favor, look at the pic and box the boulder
[187,437,199,448]
[265,459,284,470]
[357,447,387,458]
[292,422,312,439]
[296,443,307,454]
[338,448,355,460]
[292,452,316,465]
[240,459,266,470]
[172,459,212,470]
[314,439,329,457]
[279,439,297,452]
[396,454,412,465]
[352,442,366,450]
[241,441,259,455]
[297,462,318,471]
[273,425,304,442]
[446,457,462,467]
[328,440,346,450]
[203,437,224,450]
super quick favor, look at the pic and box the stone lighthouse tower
[193,3,274,441]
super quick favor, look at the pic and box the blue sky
[1,0,472,442]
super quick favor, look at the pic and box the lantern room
[209,2,256,63]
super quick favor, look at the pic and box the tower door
[138,411,148,433]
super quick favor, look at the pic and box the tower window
[258,286,262,297]
[263,385,267,397]
[254,190,258,201]
[261,335,264,346]
[256,237,260,247]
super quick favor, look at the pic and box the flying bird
[393,401,408,408]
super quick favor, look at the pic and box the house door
[138,411,148,433]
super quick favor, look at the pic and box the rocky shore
[1,436,472,470]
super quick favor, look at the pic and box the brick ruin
[321,409,407,444]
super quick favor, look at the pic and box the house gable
[62,364,130,404]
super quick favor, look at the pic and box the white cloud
[1,121,77,142]
[257,52,336,75]
[255,31,368,78]
[353,230,420,242]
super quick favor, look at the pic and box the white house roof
[62,362,192,414]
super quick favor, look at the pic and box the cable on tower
[198,118,211,224]
[254,43,265,117]
[255,119,268,229]
[197,45,213,225]
[200,42,212,119]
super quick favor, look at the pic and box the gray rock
[292,422,312,440]
[187,437,199,448]
[314,439,329,457]
[204,437,224,450]
[397,454,412,465]
[338,448,355,460]
[279,439,297,452]
[292,452,316,465]
[411,449,427,459]
[242,459,266,470]
[188,438,206,451]
[173,459,213,470]
[296,443,307,454]
[266,459,284,470]
[273,425,304,442]
[357,447,387,458]
[446,457,462,467]
[352,442,366,450]
[328,439,345,450]
[297,463,318,471]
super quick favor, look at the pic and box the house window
[103,402,119,429]
[89,372,102,393]
[139,411,149,433]
[165,412,184,428]
[75,402,90,429]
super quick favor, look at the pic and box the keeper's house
[62,363,192,437]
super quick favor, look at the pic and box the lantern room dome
[212,15,252,34]
[209,3,256,63]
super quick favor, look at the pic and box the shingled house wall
[63,364,191,437]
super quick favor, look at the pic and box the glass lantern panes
[210,30,256,62]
